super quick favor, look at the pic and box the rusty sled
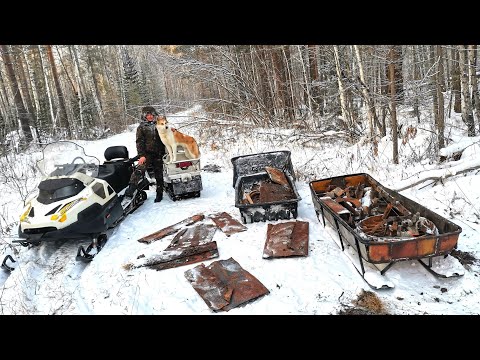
[309,173,463,289]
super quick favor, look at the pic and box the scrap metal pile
[240,166,296,205]
[318,182,438,241]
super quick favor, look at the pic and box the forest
[1,45,478,159]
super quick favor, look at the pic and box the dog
[156,115,200,163]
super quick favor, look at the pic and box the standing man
[127,106,165,203]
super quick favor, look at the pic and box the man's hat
[141,106,159,120]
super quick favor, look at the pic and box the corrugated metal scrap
[184,257,269,312]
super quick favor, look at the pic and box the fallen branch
[395,163,480,192]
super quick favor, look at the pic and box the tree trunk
[14,45,39,140]
[70,45,85,134]
[0,44,33,144]
[282,46,297,123]
[0,64,14,128]
[431,46,440,152]
[271,46,294,123]
[333,45,354,134]
[297,45,312,116]
[86,45,105,129]
[308,45,320,112]
[256,46,274,123]
[388,46,398,164]
[393,46,404,103]
[452,47,462,113]
[38,46,57,134]
[354,45,378,139]
[411,46,421,123]
[458,45,475,136]
[46,45,71,137]
[436,45,445,150]
[468,45,480,126]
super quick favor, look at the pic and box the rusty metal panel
[417,238,436,257]
[184,257,269,312]
[137,214,205,244]
[439,235,458,252]
[259,181,295,203]
[168,224,217,248]
[311,179,332,193]
[391,241,417,259]
[149,241,219,271]
[265,166,289,187]
[337,196,361,208]
[209,212,247,236]
[321,198,351,222]
[368,244,391,262]
[127,224,218,271]
[345,175,367,187]
[263,221,309,258]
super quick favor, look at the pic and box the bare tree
[0,44,33,145]
[354,45,378,140]
[388,46,399,164]
[46,45,71,138]
[468,45,480,125]
[451,47,462,114]
[436,45,445,150]
[458,45,475,136]
[333,45,354,135]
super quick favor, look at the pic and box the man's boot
[125,183,135,198]
[154,191,163,203]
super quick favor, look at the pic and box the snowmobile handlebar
[129,155,141,163]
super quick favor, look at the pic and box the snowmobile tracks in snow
[1,239,91,314]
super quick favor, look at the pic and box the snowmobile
[1,141,152,269]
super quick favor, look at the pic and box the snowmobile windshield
[37,141,101,178]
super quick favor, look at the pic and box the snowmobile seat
[97,163,132,194]
[104,146,129,163]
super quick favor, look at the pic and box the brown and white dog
[156,115,200,163]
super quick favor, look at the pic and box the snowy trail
[0,238,91,314]
[1,106,479,314]
[2,169,477,314]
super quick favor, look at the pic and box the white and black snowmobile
[1,141,152,269]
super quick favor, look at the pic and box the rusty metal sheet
[265,166,289,187]
[126,224,218,271]
[209,212,247,236]
[321,197,351,222]
[263,221,309,259]
[259,181,294,203]
[335,196,361,208]
[168,224,217,247]
[184,257,269,312]
[137,214,205,244]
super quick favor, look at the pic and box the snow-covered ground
[0,106,479,315]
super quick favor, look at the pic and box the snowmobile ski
[76,234,108,262]
[1,254,16,272]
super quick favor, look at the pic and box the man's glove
[138,156,146,165]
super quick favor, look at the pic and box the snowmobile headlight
[20,203,32,222]
[50,198,86,222]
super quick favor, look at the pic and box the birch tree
[46,45,71,138]
[0,44,34,144]
[458,45,475,136]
